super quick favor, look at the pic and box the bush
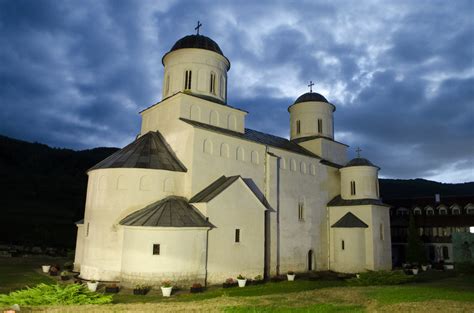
[347,270,414,286]
[0,283,112,306]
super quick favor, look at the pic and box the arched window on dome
[317,118,323,134]
[350,181,356,195]
[296,120,301,134]
[210,72,216,94]
[220,75,225,99]
[164,74,170,96]
[184,70,192,90]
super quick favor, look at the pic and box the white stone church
[74,29,392,286]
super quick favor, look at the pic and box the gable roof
[89,131,186,172]
[180,118,331,162]
[120,196,212,228]
[190,175,240,203]
[327,195,390,207]
[331,212,368,228]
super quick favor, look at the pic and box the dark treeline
[0,134,472,248]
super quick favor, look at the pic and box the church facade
[74,31,392,286]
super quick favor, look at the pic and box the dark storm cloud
[0,0,472,182]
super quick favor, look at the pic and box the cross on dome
[356,147,362,158]
[308,81,315,93]
[195,21,202,35]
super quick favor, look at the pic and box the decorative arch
[236,146,245,161]
[290,159,297,172]
[310,164,317,176]
[220,74,225,98]
[251,151,259,164]
[413,207,422,215]
[98,176,107,190]
[425,206,434,215]
[220,143,230,158]
[227,114,237,131]
[280,157,287,170]
[450,204,461,215]
[163,177,175,193]
[203,139,213,155]
[437,205,448,215]
[466,203,474,215]
[117,175,127,190]
[190,104,201,121]
[300,162,307,174]
[139,176,152,191]
[209,110,219,126]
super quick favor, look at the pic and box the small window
[86,223,90,237]
[426,208,434,215]
[298,202,304,221]
[413,208,422,215]
[165,74,170,96]
[296,120,301,134]
[341,240,345,250]
[442,246,449,259]
[350,181,356,195]
[439,208,447,215]
[184,70,192,89]
[317,118,323,134]
[452,207,461,215]
[153,244,160,255]
[235,229,240,243]
[210,72,216,94]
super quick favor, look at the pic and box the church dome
[169,34,224,56]
[344,157,379,169]
[294,92,329,104]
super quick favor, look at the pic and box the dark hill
[0,134,472,248]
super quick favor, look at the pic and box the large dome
[294,92,328,104]
[169,34,224,56]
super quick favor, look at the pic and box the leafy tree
[406,213,427,264]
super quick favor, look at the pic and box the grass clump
[0,283,112,306]
[347,270,413,286]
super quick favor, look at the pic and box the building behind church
[73,29,392,286]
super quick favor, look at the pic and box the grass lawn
[1,257,474,312]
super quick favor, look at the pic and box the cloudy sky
[1,0,473,183]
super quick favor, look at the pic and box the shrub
[237,274,245,280]
[347,270,413,286]
[161,281,172,288]
[254,275,263,281]
[0,283,112,306]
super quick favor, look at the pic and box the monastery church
[74,26,392,286]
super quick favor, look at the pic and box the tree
[406,213,427,264]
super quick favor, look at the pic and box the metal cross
[195,21,202,35]
[308,81,315,93]
[356,147,362,158]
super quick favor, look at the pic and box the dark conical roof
[89,131,186,172]
[294,92,329,104]
[331,212,368,228]
[120,196,212,228]
[344,157,378,168]
[170,34,224,56]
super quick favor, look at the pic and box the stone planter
[287,274,296,281]
[411,268,419,275]
[421,265,428,271]
[41,265,51,273]
[161,286,173,297]
[237,279,247,287]
[87,281,99,292]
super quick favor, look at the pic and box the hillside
[0,134,472,248]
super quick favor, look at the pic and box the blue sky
[0,0,473,183]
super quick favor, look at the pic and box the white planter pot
[42,265,51,273]
[421,265,428,271]
[237,279,247,287]
[161,286,173,297]
[287,274,296,281]
[412,268,419,275]
[87,282,99,292]
[444,264,454,270]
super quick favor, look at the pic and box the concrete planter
[87,282,99,292]
[411,268,419,275]
[161,286,173,297]
[421,265,428,271]
[287,274,296,281]
[41,265,51,273]
[237,279,247,287]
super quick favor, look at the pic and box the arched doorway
[307,250,313,271]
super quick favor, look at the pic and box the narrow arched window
[165,74,170,96]
[296,120,301,134]
[210,72,216,94]
[184,70,192,89]
[350,181,356,195]
[317,118,323,134]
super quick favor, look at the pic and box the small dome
[169,34,224,56]
[294,92,329,104]
[344,157,379,169]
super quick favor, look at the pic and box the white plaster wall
[79,168,185,281]
[332,228,366,273]
[73,225,84,272]
[289,101,335,140]
[120,226,209,286]
[298,138,348,166]
[340,166,379,200]
[205,180,266,283]
[162,49,229,103]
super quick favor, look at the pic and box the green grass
[0,260,55,294]
[224,303,365,312]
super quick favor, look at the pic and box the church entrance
[307,250,313,271]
